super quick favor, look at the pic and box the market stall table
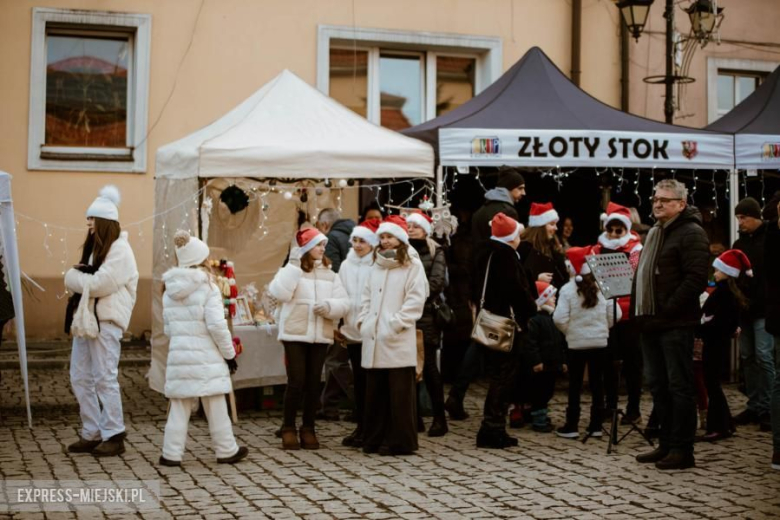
[231,323,287,390]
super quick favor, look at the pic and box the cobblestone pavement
[1,366,779,519]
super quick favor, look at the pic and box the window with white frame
[319,26,500,131]
[28,8,151,172]
[707,58,778,124]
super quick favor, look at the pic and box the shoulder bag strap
[479,253,494,310]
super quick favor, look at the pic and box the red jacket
[591,232,643,321]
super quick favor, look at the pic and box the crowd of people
[60,174,780,471]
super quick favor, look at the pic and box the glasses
[652,196,683,205]
[606,227,627,235]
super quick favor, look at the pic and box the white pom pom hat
[175,231,211,268]
[86,185,121,222]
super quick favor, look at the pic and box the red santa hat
[713,249,753,278]
[528,202,559,228]
[405,210,433,236]
[566,246,593,282]
[490,212,524,244]
[350,218,381,247]
[535,281,557,308]
[601,202,633,231]
[296,228,328,256]
[377,215,409,244]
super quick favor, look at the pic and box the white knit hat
[174,230,210,268]
[86,185,121,222]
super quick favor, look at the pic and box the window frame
[318,25,501,127]
[707,57,777,124]
[28,8,151,173]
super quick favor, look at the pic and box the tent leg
[729,169,739,245]
[435,165,444,206]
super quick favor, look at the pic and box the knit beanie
[496,167,525,191]
[174,230,210,268]
[86,185,121,222]
[734,197,762,220]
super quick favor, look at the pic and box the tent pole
[435,165,444,206]
[729,169,739,244]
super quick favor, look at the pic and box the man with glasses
[632,179,709,470]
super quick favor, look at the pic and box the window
[319,26,500,131]
[29,8,151,172]
[707,58,778,124]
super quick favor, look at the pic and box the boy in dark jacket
[522,281,567,432]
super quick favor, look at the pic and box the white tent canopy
[0,171,32,428]
[156,69,434,180]
[150,70,434,393]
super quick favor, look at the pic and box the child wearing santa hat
[268,228,349,450]
[159,230,247,466]
[65,185,138,457]
[695,249,752,442]
[518,202,569,289]
[553,246,620,439]
[339,218,380,448]
[521,281,567,433]
[358,215,428,455]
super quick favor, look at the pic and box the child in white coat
[554,246,620,439]
[65,186,138,457]
[339,218,380,448]
[359,215,428,456]
[268,228,349,450]
[160,231,247,466]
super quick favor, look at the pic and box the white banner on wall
[439,129,735,169]
[734,134,780,170]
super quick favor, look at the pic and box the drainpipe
[571,0,582,86]
[621,20,630,112]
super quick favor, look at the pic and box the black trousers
[604,321,643,413]
[566,348,607,428]
[703,336,733,434]
[420,331,445,417]
[364,367,418,452]
[346,342,366,431]
[529,370,557,411]
[282,341,328,428]
[481,341,523,433]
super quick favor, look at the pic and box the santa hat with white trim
[601,202,633,231]
[405,210,432,236]
[350,218,381,247]
[490,212,524,244]
[296,228,328,256]
[566,246,593,282]
[535,281,557,308]
[528,202,559,228]
[377,215,409,244]
[713,249,753,278]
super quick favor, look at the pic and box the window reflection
[380,55,422,130]
[329,48,368,117]
[436,56,475,117]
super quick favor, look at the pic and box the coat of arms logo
[681,140,698,160]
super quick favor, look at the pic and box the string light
[760,171,767,206]
[633,169,641,207]
[711,170,719,216]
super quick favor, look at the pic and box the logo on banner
[761,143,780,160]
[471,137,501,157]
[681,141,698,160]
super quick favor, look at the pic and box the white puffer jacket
[268,261,349,344]
[338,249,374,343]
[64,232,138,332]
[162,267,235,399]
[553,279,620,350]
[359,254,427,369]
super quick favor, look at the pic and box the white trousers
[70,322,125,441]
[162,395,239,461]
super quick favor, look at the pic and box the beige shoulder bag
[470,253,520,353]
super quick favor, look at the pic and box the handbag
[470,253,520,353]
[432,296,455,328]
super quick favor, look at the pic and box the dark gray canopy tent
[403,47,733,171]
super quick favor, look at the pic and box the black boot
[444,395,469,420]
[635,447,669,464]
[655,451,695,470]
[417,416,426,433]
[67,437,101,454]
[428,415,449,437]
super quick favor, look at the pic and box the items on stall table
[208,259,238,318]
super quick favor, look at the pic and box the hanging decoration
[418,195,434,211]
[219,185,250,214]
[430,203,458,240]
[209,258,238,318]
[200,197,213,244]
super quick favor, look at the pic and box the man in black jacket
[763,196,780,470]
[730,197,775,428]
[471,167,526,247]
[632,179,709,470]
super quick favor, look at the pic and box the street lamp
[616,0,655,41]
[685,0,724,44]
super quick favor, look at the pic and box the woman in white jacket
[64,186,138,458]
[553,246,620,440]
[268,228,349,450]
[359,216,428,456]
[159,231,248,466]
[339,218,380,448]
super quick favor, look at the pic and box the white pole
[729,169,739,245]
[435,164,444,206]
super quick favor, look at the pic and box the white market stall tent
[150,69,434,392]
[0,171,32,428]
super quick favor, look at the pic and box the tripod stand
[606,408,654,454]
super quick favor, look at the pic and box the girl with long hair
[65,186,138,457]
[554,246,619,439]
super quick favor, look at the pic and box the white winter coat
[553,279,620,349]
[359,253,427,369]
[268,261,349,344]
[64,232,138,332]
[162,267,235,399]
[338,249,374,343]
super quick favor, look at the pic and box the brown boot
[281,427,300,450]
[67,437,101,453]
[299,426,320,450]
[92,432,126,457]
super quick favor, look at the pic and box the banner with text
[734,134,780,170]
[439,129,735,169]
